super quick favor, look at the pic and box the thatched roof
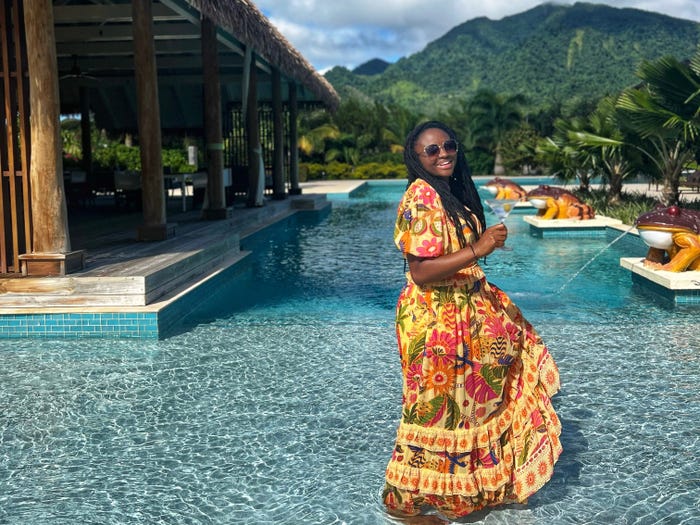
[190,0,339,111]
[53,0,339,131]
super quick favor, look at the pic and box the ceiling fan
[60,55,96,80]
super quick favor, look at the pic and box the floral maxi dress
[383,179,562,519]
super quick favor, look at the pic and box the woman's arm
[407,223,508,286]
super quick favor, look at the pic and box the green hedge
[299,157,493,181]
[91,144,196,173]
[300,161,407,181]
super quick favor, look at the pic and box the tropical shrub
[300,161,353,180]
[352,162,406,179]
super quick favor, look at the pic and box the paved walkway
[299,180,368,194]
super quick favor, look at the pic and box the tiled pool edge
[621,257,700,304]
[0,252,252,340]
[0,207,330,339]
[0,311,161,339]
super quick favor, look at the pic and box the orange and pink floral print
[384,179,562,519]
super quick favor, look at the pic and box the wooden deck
[0,193,330,311]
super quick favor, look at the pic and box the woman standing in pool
[383,121,562,523]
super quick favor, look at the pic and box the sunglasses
[419,139,459,158]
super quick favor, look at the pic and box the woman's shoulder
[406,178,430,192]
[401,178,441,210]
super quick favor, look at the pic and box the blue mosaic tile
[531,226,611,238]
[630,273,700,304]
[0,312,160,339]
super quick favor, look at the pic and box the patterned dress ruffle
[383,179,562,519]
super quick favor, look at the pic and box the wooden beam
[0,0,32,272]
[14,1,32,266]
[201,17,227,218]
[245,53,263,208]
[54,21,200,43]
[56,38,203,57]
[132,0,170,240]
[56,53,245,73]
[24,0,71,254]
[53,4,179,23]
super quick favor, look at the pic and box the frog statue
[526,185,595,220]
[483,177,526,200]
[635,205,700,272]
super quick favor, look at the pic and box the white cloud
[255,0,700,72]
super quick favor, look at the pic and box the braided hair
[404,121,486,248]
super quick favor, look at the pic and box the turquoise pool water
[1,181,699,524]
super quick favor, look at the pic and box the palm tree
[567,96,642,204]
[615,51,700,205]
[500,122,542,175]
[537,116,595,191]
[298,108,340,162]
[324,132,365,165]
[380,103,421,154]
[467,90,527,175]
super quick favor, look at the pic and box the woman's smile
[415,128,457,178]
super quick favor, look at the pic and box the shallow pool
[1,181,699,524]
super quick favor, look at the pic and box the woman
[383,121,562,522]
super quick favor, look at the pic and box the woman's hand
[472,223,508,258]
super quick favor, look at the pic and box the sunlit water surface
[1,181,699,524]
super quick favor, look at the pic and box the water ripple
[1,189,699,524]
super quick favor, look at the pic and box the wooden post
[245,56,263,207]
[132,0,173,241]
[271,68,285,200]
[20,0,84,276]
[201,16,228,219]
[288,82,301,195]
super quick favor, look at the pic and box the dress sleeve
[394,181,446,258]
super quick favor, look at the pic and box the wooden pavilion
[0,0,339,277]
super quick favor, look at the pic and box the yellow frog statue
[635,205,700,272]
[483,177,526,200]
[526,185,595,220]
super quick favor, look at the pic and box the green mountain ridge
[352,58,390,75]
[325,2,700,112]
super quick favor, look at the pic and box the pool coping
[620,257,700,303]
[524,214,625,237]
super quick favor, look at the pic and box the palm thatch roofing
[190,0,338,108]
[54,0,339,132]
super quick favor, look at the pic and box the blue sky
[255,0,700,73]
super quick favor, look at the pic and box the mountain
[353,58,390,75]
[324,2,700,112]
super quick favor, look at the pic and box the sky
[255,0,700,73]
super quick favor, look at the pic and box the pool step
[0,228,242,309]
[0,193,329,310]
[231,193,330,237]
